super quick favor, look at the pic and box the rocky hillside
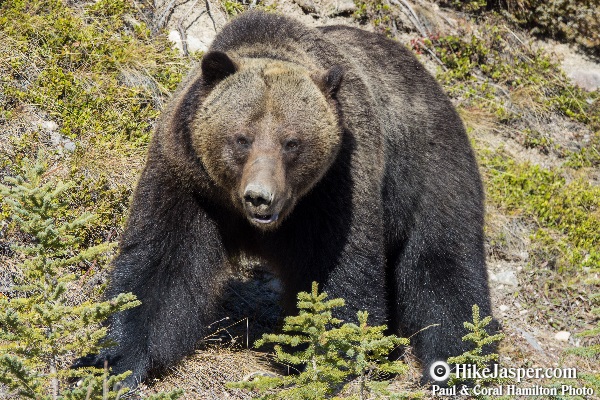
[1,0,598,399]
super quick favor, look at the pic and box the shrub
[228,282,410,399]
[0,154,181,399]
[447,305,506,390]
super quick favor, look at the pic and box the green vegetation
[437,0,599,56]
[0,155,181,399]
[229,282,412,399]
[0,0,186,150]
[0,0,191,265]
[0,0,191,397]
[428,22,600,133]
[568,283,600,394]
[353,0,395,36]
[410,16,600,273]
[480,151,600,269]
[447,305,506,390]
[499,0,600,57]
[223,0,245,16]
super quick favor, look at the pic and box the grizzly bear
[81,11,496,387]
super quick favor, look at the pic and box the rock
[499,305,509,312]
[168,30,183,53]
[158,0,226,54]
[40,119,58,132]
[491,270,518,287]
[516,328,545,355]
[556,42,600,92]
[169,30,208,54]
[50,131,76,153]
[325,0,356,16]
[243,371,277,381]
[555,331,571,342]
[566,70,600,92]
[293,0,318,14]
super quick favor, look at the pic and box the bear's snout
[243,183,280,226]
[240,155,287,228]
[244,184,273,208]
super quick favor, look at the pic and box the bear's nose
[243,185,273,207]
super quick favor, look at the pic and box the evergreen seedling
[336,311,409,399]
[230,282,348,399]
[0,155,181,399]
[229,282,411,399]
[447,305,505,390]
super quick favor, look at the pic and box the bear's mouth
[251,213,279,224]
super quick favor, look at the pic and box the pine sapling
[229,282,412,399]
[229,282,348,399]
[0,155,181,399]
[446,304,505,390]
[335,311,409,400]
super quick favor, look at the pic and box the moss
[479,148,600,270]
[353,0,395,37]
[0,0,191,274]
[222,0,245,16]
[0,0,189,149]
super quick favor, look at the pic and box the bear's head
[193,51,343,230]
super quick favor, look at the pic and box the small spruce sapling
[0,155,181,399]
[229,282,348,399]
[335,311,409,400]
[229,282,411,400]
[446,304,505,390]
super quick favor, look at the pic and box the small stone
[63,140,76,152]
[493,270,518,287]
[499,305,509,312]
[330,0,356,15]
[293,0,317,14]
[41,120,58,132]
[517,328,545,354]
[50,132,76,152]
[185,35,208,53]
[244,371,277,381]
[566,70,600,92]
[555,331,571,342]
[168,30,183,53]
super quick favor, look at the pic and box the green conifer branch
[0,154,178,399]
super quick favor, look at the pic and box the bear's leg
[273,213,389,327]
[392,230,498,384]
[79,165,230,388]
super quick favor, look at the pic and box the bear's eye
[236,136,251,148]
[284,139,300,152]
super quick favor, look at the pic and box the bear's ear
[311,65,344,97]
[201,51,238,86]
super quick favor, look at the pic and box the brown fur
[77,11,497,388]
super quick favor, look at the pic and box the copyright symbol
[429,361,450,382]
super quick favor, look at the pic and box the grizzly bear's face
[193,52,343,230]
